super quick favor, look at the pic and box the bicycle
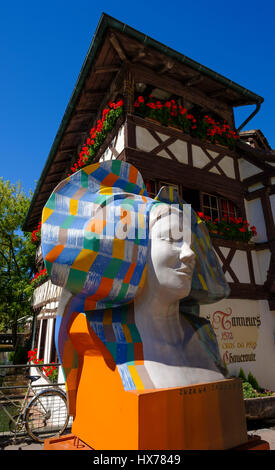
[0,374,69,443]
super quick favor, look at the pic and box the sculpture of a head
[41,161,229,412]
[42,160,229,306]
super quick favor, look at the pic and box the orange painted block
[72,367,249,450]
[44,434,92,450]
[44,433,270,451]
[66,312,250,451]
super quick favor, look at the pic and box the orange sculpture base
[72,378,249,450]
[44,433,270,450]
[44,434,92,450]
[47,314,269,450]
[46,378,266,450]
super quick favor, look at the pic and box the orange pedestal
[72,377,250,450]
[48,312,266,450]
[44,434,92,450]
[44,433,270,450]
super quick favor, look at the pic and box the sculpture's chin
[156,282,192,303]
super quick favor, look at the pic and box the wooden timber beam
[83,89,107,97]
[74,109,96,116]
[131,46,146,63]
[129,63,234,124]
[158,59,175,75]
[95,65,120,74]
[57,147,76,154]
[228,283,268,300]
[208,87,228,98]
[123,146,244,204]
[64,130,87,136]
[109,32,128,62]
[243,168,275,188]
[184,74,204,87]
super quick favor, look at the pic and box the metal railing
[0,363,70,441]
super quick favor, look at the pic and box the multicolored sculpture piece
[41,160,234,449]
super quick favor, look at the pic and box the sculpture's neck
[134,293,183,346]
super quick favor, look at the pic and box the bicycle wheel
[25,389,69,443]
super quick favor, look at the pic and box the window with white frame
[202,193,220,221]
[202,192,239,222]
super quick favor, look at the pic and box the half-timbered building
[23,14,275,390]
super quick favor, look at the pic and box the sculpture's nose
[179,243,195,268]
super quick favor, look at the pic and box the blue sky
[1,0,274,198]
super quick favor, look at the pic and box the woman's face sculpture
[145,204,196,304]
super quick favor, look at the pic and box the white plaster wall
[136,126,159,152]
[99,124,125,162]
[192,145,210,168]
[213,247,233,282]
[230,251,250,283]
[213,247,250,283]
[245,198,267,242]
[115,125,125,154]
[168,140,188,164]
[37,320,42,360]
[247,182,264,192]
[218,156,235,179]
[209,166,220,174]
[99,145,113,162]
[253,300,275,390]
[238,158,262,180]
[157,149,171,159]
[200,299,275,390]
[44,318,54,364]
[134,128,237,176]
[251,250,271,285]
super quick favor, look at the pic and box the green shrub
[8,351,15,362]
[239,369,274,398]
[238,368,247,382]
[242,381,257,399]
[247,372,260,391]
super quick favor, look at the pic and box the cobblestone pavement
[247,419,275,450]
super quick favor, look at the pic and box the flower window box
[197,212,257,243]
[134,95,239,150]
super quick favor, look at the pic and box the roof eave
[22,12,264,231]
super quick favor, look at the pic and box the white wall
[200,299,275,390]
[245,198,267,243]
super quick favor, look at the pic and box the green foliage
[0,178,36,349]
[238,368,247,382]
[247,372,260,391]
[242,381,258,399]
[238,369,274,398]
[8,351,15,362]
[242,381,273,399]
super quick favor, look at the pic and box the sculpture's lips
[175,267,193,276]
